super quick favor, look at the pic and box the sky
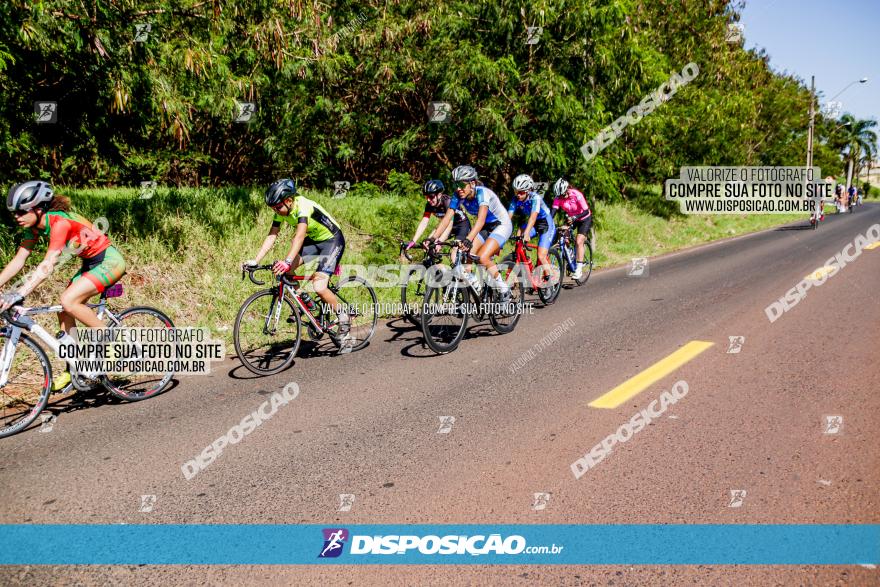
[739,0,878,123]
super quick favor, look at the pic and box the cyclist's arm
[17,248,64,297]
[0,247,31,290]
[252,224,281,264]
[411,215,431,243]
[507,210,521,236]
[433,209,454,241]
[437,218,454,242]
[523,208,539,240]
[283,221,308,262]
[467,205,488,242]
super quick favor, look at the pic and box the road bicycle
[552,224,593,285]
[810,199,824,230]
[0,283,175,439]
[234,265,377,375]
[399,240,451,327]
[421,241,524,354]
[502,235,563,305]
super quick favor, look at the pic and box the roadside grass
[0,186,812,342]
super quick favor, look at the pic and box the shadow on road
[775,224,815,231]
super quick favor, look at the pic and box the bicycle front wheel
[234,290,302,376]
[421,271,469,354]
[401,266,428,327]
[103,306,176,401]
[0,331,52,439]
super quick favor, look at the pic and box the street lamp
[828,77,868,103]
[807,77,868,191]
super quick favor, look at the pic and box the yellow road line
[806,266,836,281]
[589,341,714,409]
[865,241,880,250]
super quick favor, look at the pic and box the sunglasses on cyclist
[516,190,528,196]
[453,181,470,191]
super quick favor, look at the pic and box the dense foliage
[0,0,869,199]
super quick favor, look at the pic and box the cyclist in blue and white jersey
[508,174,556,279]
[433,165,513,300]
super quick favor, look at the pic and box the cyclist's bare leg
[59,278,105,330]
[575,232,587,263]
[536,245,552,282]
[478,238,502,279]
[312,271,351,348]
[311,272,342,312]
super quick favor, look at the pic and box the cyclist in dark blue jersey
[508,174,556,279]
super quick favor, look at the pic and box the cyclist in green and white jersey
[243,179,351,350]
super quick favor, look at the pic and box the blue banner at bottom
[0,524,877,565]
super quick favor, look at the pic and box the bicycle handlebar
[242,264,298,286]
[1,308,30,330]
[399,242,414,262]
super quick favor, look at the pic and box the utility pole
[806,76,817,212]
[807,76,815,172]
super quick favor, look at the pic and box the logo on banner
[319,528,349,558]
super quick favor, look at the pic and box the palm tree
[837,114,878,183]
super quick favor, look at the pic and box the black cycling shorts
[302,232,345,275]
[574,216,593,238]
[451,217,471,241]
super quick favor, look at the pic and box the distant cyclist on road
[244,179,351,351]
[508,174,556,281]
[405,179,471,261]
[847,185,858,210]
[0,181,125,390]
[433,165,514,301]
[551,178,592,281]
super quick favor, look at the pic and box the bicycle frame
[513,238,543,290]
[557,228,577,271]
[276,275,332,335]
[0,300,121,387]
[244,267,346,339]
[442,248,497,322]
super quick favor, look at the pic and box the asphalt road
[1,205,878,585]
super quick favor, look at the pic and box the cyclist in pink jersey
[551,178,592,280]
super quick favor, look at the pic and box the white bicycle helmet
[451,165,479,182]
[512,174,534,192]
[553,178,569,197]
[7,181,54,213]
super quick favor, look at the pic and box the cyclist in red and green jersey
[0,181,126,389]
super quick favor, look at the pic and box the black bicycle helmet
[265,179,297,206]
[423,179,445,195]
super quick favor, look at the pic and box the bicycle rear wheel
[573,242,594,286]
[103,306,176,401]
[234,290,301,375]
[0,332,52,439]
[331,276,378,352]
[421,271,469,354]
